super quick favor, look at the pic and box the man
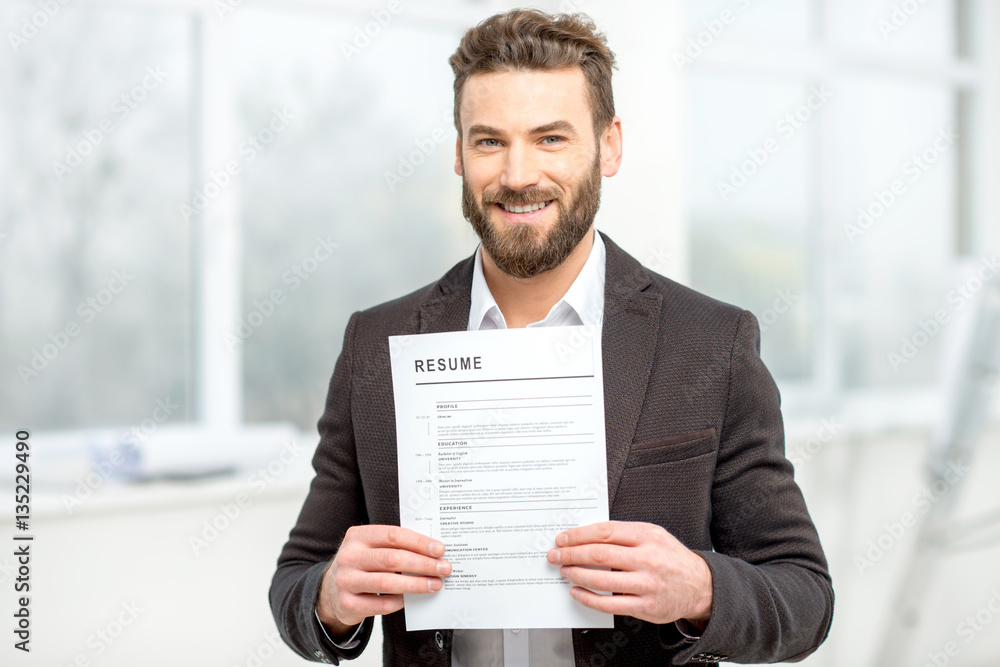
[270,9,833,666]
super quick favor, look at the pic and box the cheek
[465,165,500,193]
[548,156,591,187]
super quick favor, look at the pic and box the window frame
[680,0,998,430]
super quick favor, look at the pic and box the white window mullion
[194,9,242,429]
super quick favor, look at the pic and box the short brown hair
[448,9,617,140]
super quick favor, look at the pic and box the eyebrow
[466,119,579,140]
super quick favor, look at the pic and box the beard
[461,151,603,279]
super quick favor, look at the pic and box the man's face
[455,67,618,279]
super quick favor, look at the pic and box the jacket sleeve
[269,311,376,664]
[661,309,835,664]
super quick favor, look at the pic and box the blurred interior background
[1,0,999,665]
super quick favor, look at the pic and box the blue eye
[542,136,563,144]
[480,139,500,147]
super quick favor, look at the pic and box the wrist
[317,560,354,636]
[317,607,354,638]
[686,553,713,628]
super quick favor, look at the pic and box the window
[681,0,985,420]
[0,0,501,435]
[0,2,194,431]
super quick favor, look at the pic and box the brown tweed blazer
[269,231,834,666]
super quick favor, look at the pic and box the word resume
[388,326,612,631]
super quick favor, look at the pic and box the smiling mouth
[497,200,554,214]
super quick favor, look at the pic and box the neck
[481,227,595,329]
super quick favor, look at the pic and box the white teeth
[501,200,550,214]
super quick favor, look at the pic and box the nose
[499,141,541,193]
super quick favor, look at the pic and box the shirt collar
[467,229,606,331]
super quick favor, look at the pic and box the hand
[546,521,713,628]
[317,525,451,635]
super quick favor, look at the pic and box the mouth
[494,200,555,220]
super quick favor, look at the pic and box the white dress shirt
[451,230,606,667]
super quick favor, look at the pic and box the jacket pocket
[624,427,717,468]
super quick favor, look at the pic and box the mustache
[481,187,562,206]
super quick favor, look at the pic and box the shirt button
[434,631,445,650]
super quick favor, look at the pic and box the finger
[352,548,452,577]
[560,565,645,595]
[555,521,645,548]
[569,586,642,617]
[547,542,635,569]
[352,525,447,558]
[344,570,445,596]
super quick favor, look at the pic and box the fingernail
[556,534,568,547]
[437,561,451,576]
[560,566,568,579]
[548,549,560,562]
[429,578,442,591]
[431,542,445,557]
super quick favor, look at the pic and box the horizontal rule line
[438,404,592,411]
[447,442,591,448]
[438,433,594,440]
[440,498,597,505]
[440,395,591,403]
[444,506,598,514]
[416,375,594,386]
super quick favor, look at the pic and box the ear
[454,135,464,177]
[599,116,623,178]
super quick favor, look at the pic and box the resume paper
[388,326,612,630]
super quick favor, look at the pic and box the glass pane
[685,74,819,381]
[683,0,815,47]
[828,79,955,389]
[0,4,194,430]
[831,0,956,60]
[232,7,474,429]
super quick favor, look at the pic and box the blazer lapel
[598,232,662,510]
[418,255,475,334]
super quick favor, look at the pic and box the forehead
[459,67,593,135]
